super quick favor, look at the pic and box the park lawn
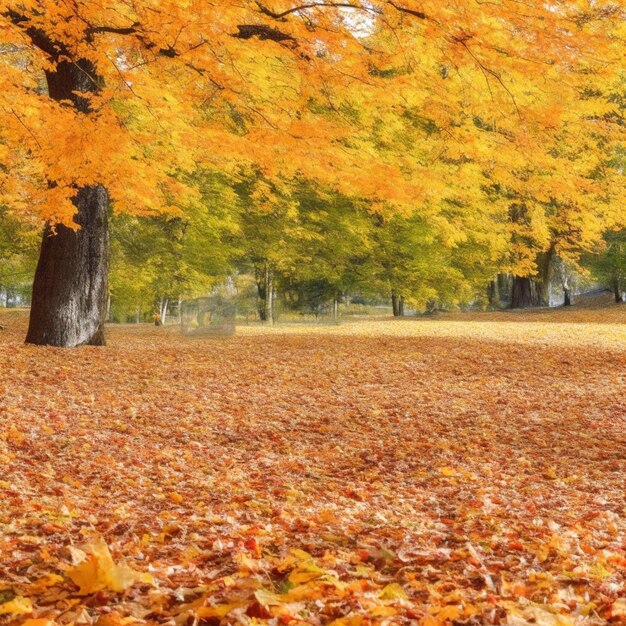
[0,309,625,625]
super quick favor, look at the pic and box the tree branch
[387,1,427,20]
[234,24,298,45]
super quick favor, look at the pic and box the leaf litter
[0,310,625,625]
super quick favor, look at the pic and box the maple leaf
[0,594,33,615]
[66,535,154,595]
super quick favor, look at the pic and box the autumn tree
[109,170,240,322]
[1,1,623,343]
[584,229,626,303]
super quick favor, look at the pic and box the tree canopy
[0,1,624,341]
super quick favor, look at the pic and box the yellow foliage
[66,535,154,595]
[0,595,32,615]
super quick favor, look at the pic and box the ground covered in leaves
[1,308,625,626]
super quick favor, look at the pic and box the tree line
[2,166,625,323]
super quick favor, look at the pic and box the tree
[109,170,240,322]
[1,1,623,344]
[0,204,39,306]
[490,69,626,308]
[278,182,372,321]
[585,229,626,303]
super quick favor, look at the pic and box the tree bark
[510,276,540,309]
[391,293,399,316]
[26,186,109,346]
[563,287,572,306]
[613,278,623,304]
[391,292,404,317]
[536,246,554,307]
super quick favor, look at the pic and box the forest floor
[1,306,625,626]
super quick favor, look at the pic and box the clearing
[0,308,625,625]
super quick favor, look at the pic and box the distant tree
[585,230,626,303]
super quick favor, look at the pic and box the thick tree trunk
[613,278,623,304]
[510,276,540,309]
[536,246,554,307]
[26,52,110,347]
[391,292,404,317]
[26,186,109,346]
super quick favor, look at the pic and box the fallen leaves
[0,309,625,624]
[0,594,33,616]
[65,535,154,595]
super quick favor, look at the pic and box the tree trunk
[510,276,540,309]
[398,295,405,316]
[563,287,572,306]
[391,292,402,317]
[160,298,169,325]
[26,186,109,346]
[332,295,339,323]
[536,246,554,307]
[256,266,268,322]
[613,278,623,304]
[26,54,110,347]
[264,265,274,324]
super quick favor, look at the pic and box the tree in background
[0,204,39,306]
[585,229,626,304]
[109,170,240,322]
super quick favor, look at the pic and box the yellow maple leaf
[197,602,245,618]
[66,535,154,595]
[379,582,408,600]
[439,467,457,477]
[0,596,32,615]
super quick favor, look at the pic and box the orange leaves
[168,492,184,504]
[1,309,626,623]
[1,0,623,237]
